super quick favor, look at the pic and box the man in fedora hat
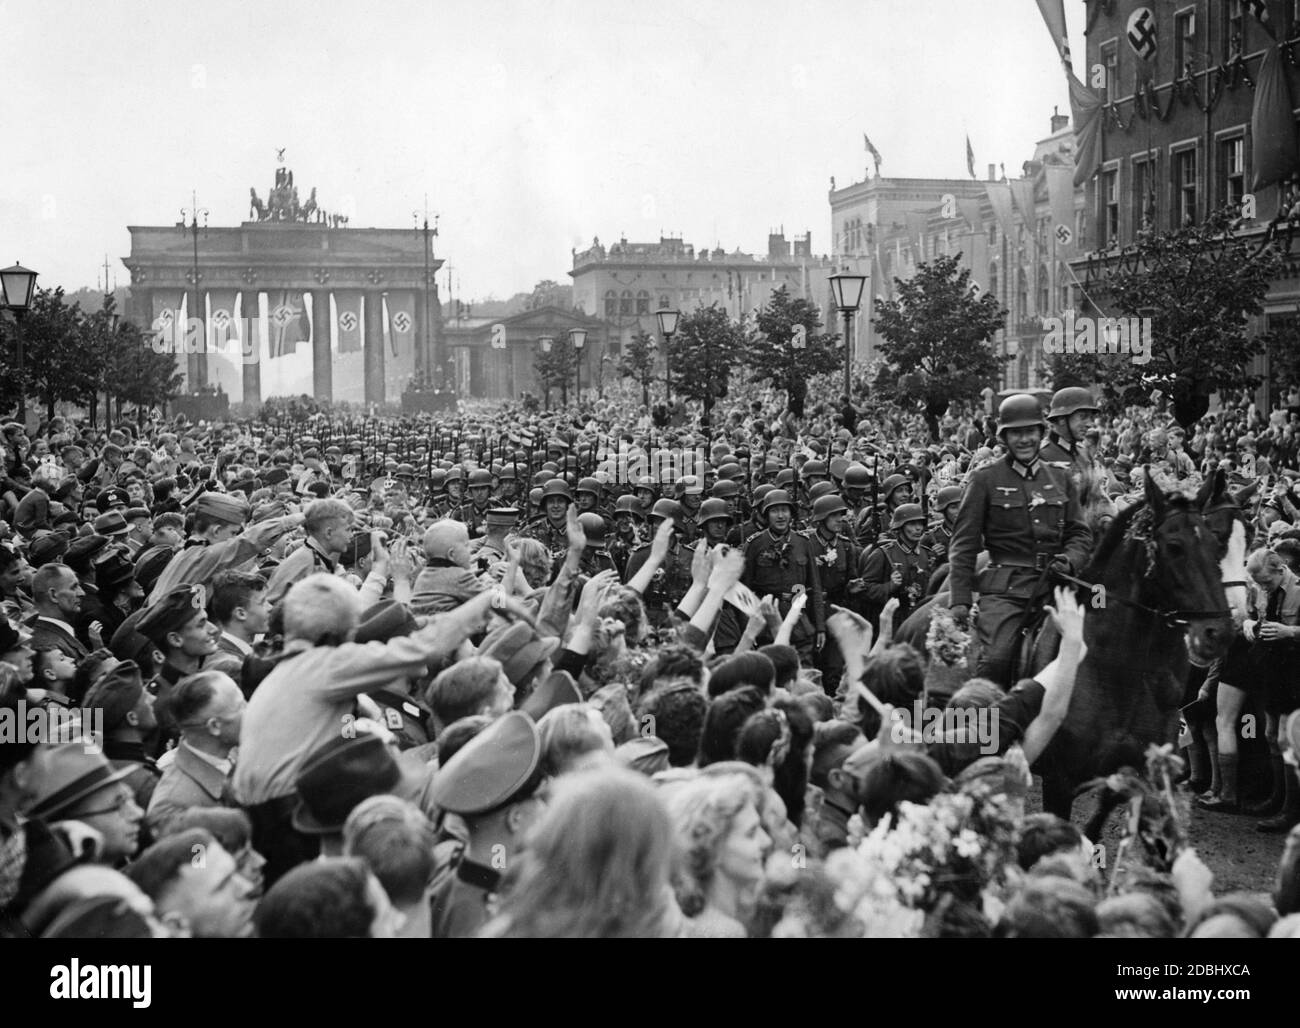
[26,741,145,866]
[427,711,547,938]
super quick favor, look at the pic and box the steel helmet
[710,479,740,499]
[497,465,518,481]
[717,462,744,481]
[752,483,775,506]
[697,498,732,525]
[427,469,447,491]
[774,468,797,489]
[577,513,606,544]
[829,456,850,481]
[802,459,828,480]
[614,494,646,520]
[650,498,684,523]
[761,489,795,515]
[880,474,912,500]
[576,477,601,496]
[935,485,963,511]
[467,469,493,488]
[807,480,837,502]
[1048,386,1100,420]
[444,467,464,484]
[528,487,543,507]
[532,470,555,487]
[843,464,872,489]
[997,394,1047,436]
[811,494,849,523]
[540,479,573,502]
[395,463,416,478]
[890,502,927,529]
[635,475,657,492]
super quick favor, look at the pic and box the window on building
[988,223,998,247]
[1225,0,1244,58]
[1133,156,1155,233]
[1037,264,1050,314]
[1220,136,1246,209]
[1057,263,1070,311]
[619,290,633,316]
[1174,148,1197,227]
[636,290,650,315]
[988,263,999,301]
[1102,168,1120,244]
[658,294,669,310]
[1016,269,1028,325]
[1101,40,1119,103]
[604,290,617,318]
[1174,9,1196,75]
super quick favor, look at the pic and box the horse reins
[1049,569,1233,627]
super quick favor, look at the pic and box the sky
[0,0,1084,302]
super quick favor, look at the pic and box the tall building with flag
[829,111,1084,391]
[1069,0,1300,408]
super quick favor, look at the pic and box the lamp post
[829,269,867,402]
[569,327,587,405]
[1,263,38,423]
[654,307,679,408]
[180,192,209,390]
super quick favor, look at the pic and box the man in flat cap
[148,492,302,603]
[264,498,354,606]
[136,585,219,754]
[427,711,547,938]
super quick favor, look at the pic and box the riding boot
[1256,765,1300,833]
[1246,755,1286,817]
[1184,732,1212,796]
[1196,753,1240,813]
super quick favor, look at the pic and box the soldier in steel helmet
[804,492,863,691]
[741,489,826,661]
[947,393,1092,686]
[921,485,964,565]
[451,468,496,538]
[623,499,694,634]
[1041,386,1101,486]
[858,503,932,635]
[523,478,574,578]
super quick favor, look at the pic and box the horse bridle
[1050,569,1231,626]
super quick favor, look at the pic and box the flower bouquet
[924,604,972,700]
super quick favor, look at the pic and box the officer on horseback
[947,394,1092,686]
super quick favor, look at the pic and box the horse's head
[1142,471,1234,663]
[1195,467,1251,626]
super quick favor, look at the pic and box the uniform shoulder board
[741,530,764,547]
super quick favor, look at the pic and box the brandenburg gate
[122,163,444,406]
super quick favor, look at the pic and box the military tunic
[741,528,826,658]
[920,521,955,565]
[947,454,1091,686]
[859,537,933,633]
[429,856,500,939]
[624,539,694,631]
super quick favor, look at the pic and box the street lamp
[1,263,39,422]
[569,327,587,403]
[654,307,679,407]
[829,269,867,401]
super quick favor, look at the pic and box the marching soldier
[872,473,915,546]
[674,476,705,545]
[451,468,495,538]
[742,489,826,661]
[624,499,694,634]
[694,497,733,549]
[859,504,933,635]
[522,478,573,576]
[804,493,862,692]
[576,513,618,579]
[921,485,963,565]
[947,394,1092,687]
[840,462,878,552]
[607,494,646,579]
[574,477,610,522]
[729,484,773,546]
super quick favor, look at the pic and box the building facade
[568,231,867,367]
[1073,0,1300,407]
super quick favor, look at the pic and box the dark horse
[1031,471,1237,836]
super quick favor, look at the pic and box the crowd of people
[1,374,1299,939]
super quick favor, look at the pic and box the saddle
[1008,567,1064,684]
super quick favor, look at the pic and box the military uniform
[427,712,543,939]
[522,515,570,575]
[451,501,493,538]
[1040,432,1099,487]
[859,536,933,632]
[948,453,1091,686]
[920,521,955,565]
[623,539,694,632]
[804,525,859,692]
[606,524,644,579]
[741,529,826,659]
[579,546,618,579]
